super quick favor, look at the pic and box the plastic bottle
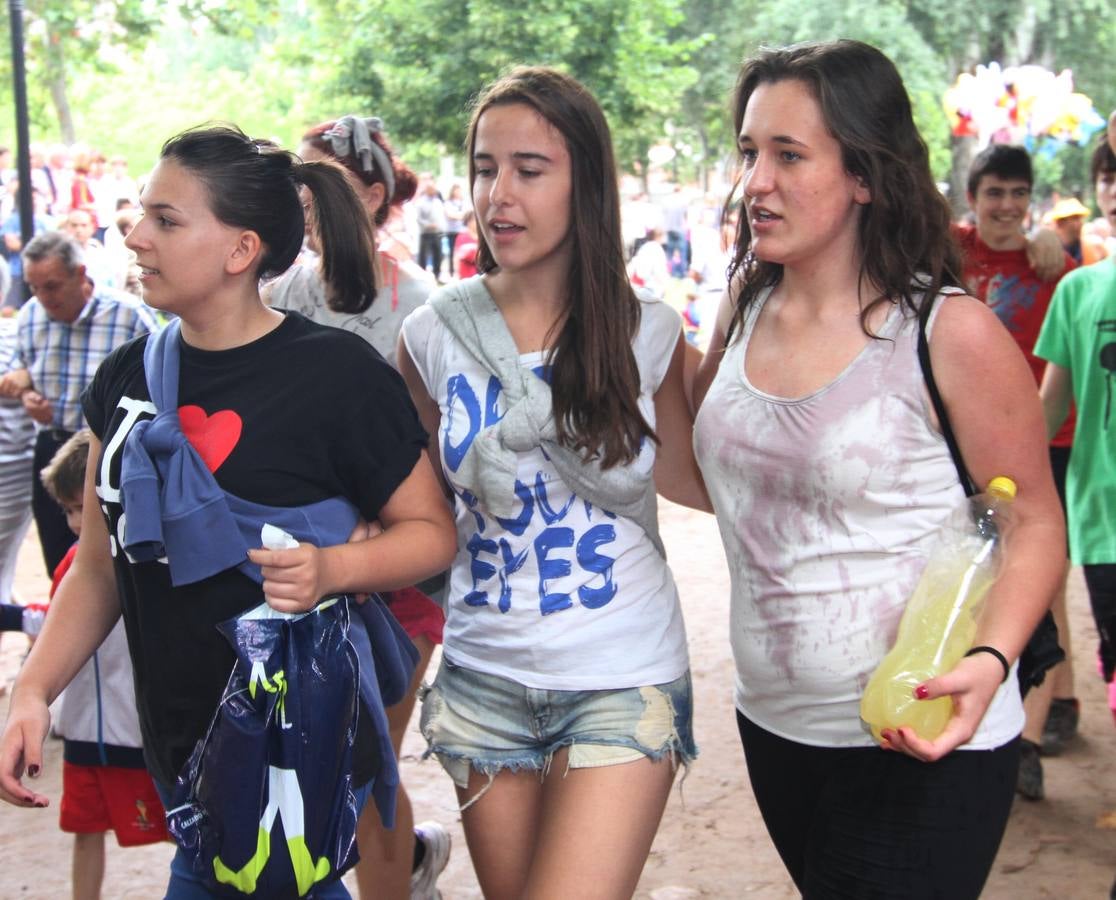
[860,476,1017,743]
[255,524,303,618]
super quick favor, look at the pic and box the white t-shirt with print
[402,283,689,690]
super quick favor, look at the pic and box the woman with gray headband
[268,116,431,369]
[267,115,450,900]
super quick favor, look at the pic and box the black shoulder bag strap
[916,294,1063,693]
[917,295,976,495]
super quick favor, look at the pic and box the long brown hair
[467,67,655,468]
[725,40,963,341]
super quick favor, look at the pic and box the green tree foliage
[311,0,702,176]
[0,0,160,142]
[0,0,282,149]
[664,0,750,189]
[904,0,1116,208]
[0,0,1111,202]
[666,0,1115,207]
[686,0,958,186]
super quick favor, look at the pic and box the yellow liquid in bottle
[860,545,997,742]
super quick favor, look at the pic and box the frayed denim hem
[423,734,697,812]
[418,662,697,810]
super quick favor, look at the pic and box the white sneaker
[410,820,451,900]
[21,604,48,637]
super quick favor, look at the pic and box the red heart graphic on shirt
[178,406,242,473]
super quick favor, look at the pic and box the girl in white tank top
[692,40,1064,898]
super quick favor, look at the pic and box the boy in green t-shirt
[1035,136,1116,729]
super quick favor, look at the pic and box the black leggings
[1084,564,1116,682]
[737,712,1018,899]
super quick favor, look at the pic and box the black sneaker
[1016,739,1044,801]
[1041,697,1080,756]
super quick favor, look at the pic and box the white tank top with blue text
[402,293,689,690]
[693,290,1023,748]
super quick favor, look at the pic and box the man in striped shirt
[0,231,156,575]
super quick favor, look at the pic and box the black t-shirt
[81,311,427,786]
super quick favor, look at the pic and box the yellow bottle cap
[987,476,1017,500]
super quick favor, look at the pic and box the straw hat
[1049,198,1091,221]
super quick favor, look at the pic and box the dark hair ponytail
[294,160,377,313]
[161,124,377,314]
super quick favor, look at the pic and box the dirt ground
[1,500,1113,899]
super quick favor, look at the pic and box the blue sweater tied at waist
[117,319,416,828]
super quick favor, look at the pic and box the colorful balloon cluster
[943,63,1106,156]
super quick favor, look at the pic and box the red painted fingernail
[27,765,39,778]
[915,685,929,700]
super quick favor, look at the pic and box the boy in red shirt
[957,144,1077,801]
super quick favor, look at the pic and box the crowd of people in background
[0,42,1115,900]
[0,145,142,308]
[1,134,1113,325]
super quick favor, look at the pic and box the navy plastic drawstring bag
[166,596,363,898]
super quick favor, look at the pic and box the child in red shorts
[41,430,168,896]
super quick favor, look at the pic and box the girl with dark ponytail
[0,124,456,899]
[268,115,434,371]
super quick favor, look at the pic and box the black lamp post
[8,0,33,305]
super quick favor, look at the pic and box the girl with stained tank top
[692,40,1064,899]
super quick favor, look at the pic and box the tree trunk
[948,134,977,218]
[944,35,986,220]
[1012,2,1038,64]
[636,145,651,195]
[47,73,75,144]
[45,30,75,144]
[699,126,711,194]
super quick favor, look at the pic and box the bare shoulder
[927,293,1019,369]
[928,291,1037,431]
[930,292,1002,341]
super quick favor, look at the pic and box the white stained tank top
[693,290,1023,748]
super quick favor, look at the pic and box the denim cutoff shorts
[419,657,697,802]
